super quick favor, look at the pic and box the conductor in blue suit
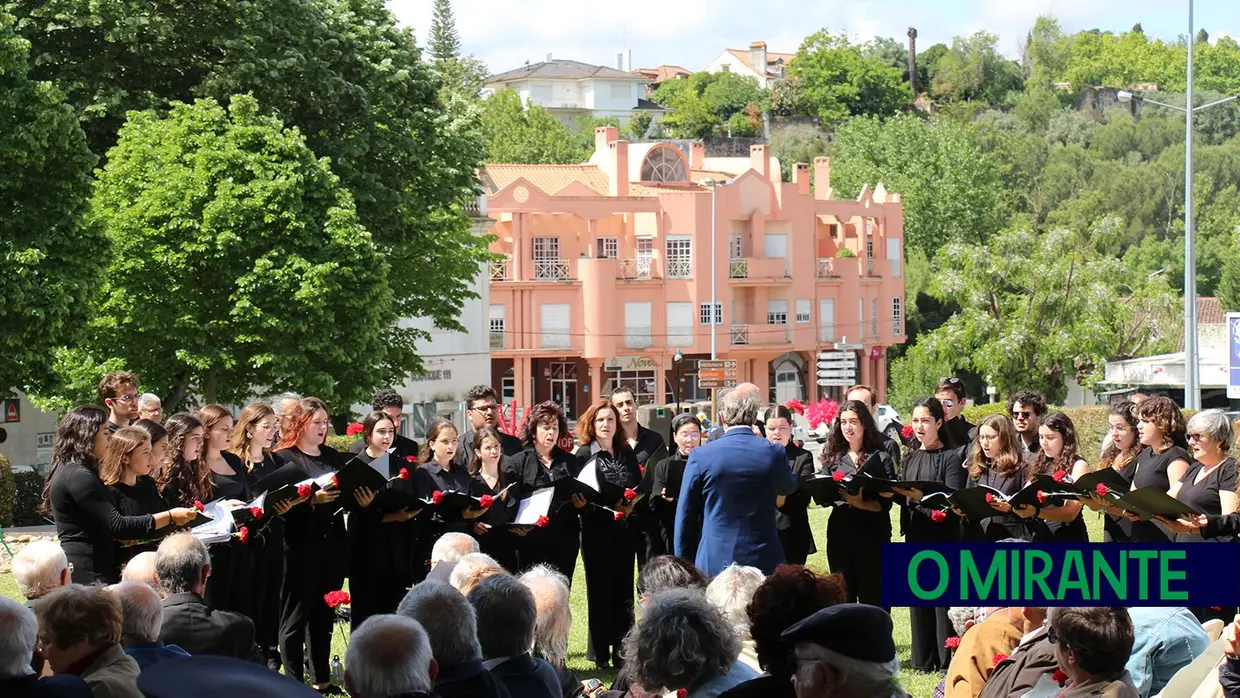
[674,383,799,577]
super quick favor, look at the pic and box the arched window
[641,146,687,183]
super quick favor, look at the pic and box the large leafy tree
[931,31,1024,106]
[77,96,405,412]
[0,11,103,395]
[788,29,910,123]
[426,0,487,98]
[478,89,587,164]
[650,71,766,139]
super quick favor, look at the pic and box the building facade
[705,41,794,88]
[483,59,665,127]
[481,126,906,414]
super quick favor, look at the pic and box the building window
[540,303,570,349]
[819,299,835,342]
[533,237,567,280]
[870,298,879,338]
[641,146,688,183]
[625,301,653,349]
[699,302,722,325]
[796,299,811,324]
[767,300,788,325]
[666,236,692,278]
[531,83,553,102]
[892,297,903,335]
[637,237,653,257]
[667,302,694,347]
[597,237,618,259]
[612,370,657,406]
[488,304,505,350]
[610,82,631,100]
[730,235,743,259]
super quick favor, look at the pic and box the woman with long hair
[816,399,896,608]
[575,398,643,670]
[44,405,196,584]
[197,404,255,617]
[1083,401,1142,542]
[649,413,702,557]
[155,413,210,507]
[1129,397,1191,542]
[132,419,170,473]
[507,401,587,580]
[1026,412,1089,542]
[414,419,486,571]
[101,426,166,566]
[963,414,1036,541]
[468,425,522,572]
[894,397,965,672]
[273,397,346,691]
[764,406,815,565]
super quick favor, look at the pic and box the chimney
[594,125,620,154]
[813,157,831,200]
[750,144,770,180]
[546,52,552,62]
[794,163,810,195]
[610,140,629,197]
[749,41,768,76]
[617,53,624,70]
[907,27,919,95]
[690,141,705,170]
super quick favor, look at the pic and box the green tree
[862,36,912,82]
[429,0,461,62]
[78,96,404,411]
[790,29,910,123]
[931,31,1025,105]
[768,123,828,180]
[769,74,812,116]
[701,71,767,119]
[626,111,653,141]
[917,43,949,90]
[1023,16,1071,83]
[479,89,586,163]
[0,11,104,395]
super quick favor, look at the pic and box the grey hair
[1188,409,1233,452]
[432,532,479,564]
[519,564,572,667]
[705,564,765,638]
[345,615,434,697]
[947,607,977,636]
[449,552,503,593]
[468,574,537,660]
[111,581,163,644]
[622,588,740,693]
[12,540,68,599]
[718,387,760,427]
[155,533,210,596]
[0,596,37,677]
[137,393,161,411]
[396,581,482,666]
[795,641,907,697]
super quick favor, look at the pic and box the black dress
[469,464,521,573]
[575,443,642,667]
[50,462,159,584]
[204,452,254,619]
[243,450,287,663]
[274,445,349,684]
[776,443,816,565]
[1130,445,1191,542]
[964,463,1041,542]
[819,448,896,608]
[1179,457,1239,623]
[414,459,475,575]
[648,451,689,557]
[1101,457,1139,543]
[107,476,169,568]
[900,446,966,673]
[1040,460,1089,543]
[506,447,581,581]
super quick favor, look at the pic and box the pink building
[481,126,906,415]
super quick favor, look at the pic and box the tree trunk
[163,375,192,414]
[204,369,217,405]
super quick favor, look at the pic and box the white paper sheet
[575,458,601,492]
[513,487,554,525]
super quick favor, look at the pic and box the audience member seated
[154,533,261,663]
[1050,607,1138,697]
[34,585,143,698]
[520,565,581,698]
[396,581,508,698]
[621,589,758,698]
[137,656,322,698]
[0,597,91,698]
[469,574,562,698]
[111,582,189,669]
[12,540,72,675]
[428,533,480,584]
[719,565,848,698]
[977,608,1054,698]
[1125,606,1210,698]
[450,553,506,596]
[704,565,765,674]
[119,553,158,588]
[345,615,438,698]
[944,607,1026,698]
[1220,614,1240,696]
[780,604,909,698]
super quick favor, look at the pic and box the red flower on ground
[901,425,914,440]
[249,507,264,520]
[432,490,444,504]
[193,500,204,512]
[623,488,637,502]
[536,515,550,528]
[398,468,410,480]
[944,637,961,650]
[992,653,1008,667]
[1095,483,1108,495]
[238,526,250,543]
[1052,470,1067,483]
[1037,491,1047,504]
[832,471,846,482]
[346,422,364,437]
[479,494,495,509]
[404,455,417,463]
[614,511,624,521]
[984,493,995,504]
[324,590,351,608]
[930,510,947,523]
[296,484,312,498]
[1052,669,1068,684]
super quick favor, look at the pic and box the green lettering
[1058,550,1089,600]
[1009,547,1018,600]
[909,551,949,599]
[962,550,1004,601]
[1092,550,1126,599]
[1023,550,1054,601]
[1129,551,1158,600]
[1159,551,1188,601]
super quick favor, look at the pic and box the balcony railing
[893,317,903,336]
[490,257,509,281]
[619,257,654,281]
[463,194,486,218]
[816,258,835,278]
[667,326,694,347]
[731,323,791,346]
[489,330,505,350]
[541,331,571,349]
[729,257,790,281]
[625,326,653,349]
[534,258,570,281]
[666,258,691,278]
[865,258,876,276]
[729,258,748,279]
[730,325,749,345]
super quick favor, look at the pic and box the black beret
[138,656,322,698]
[779,604,897,664]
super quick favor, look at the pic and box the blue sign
[1229,313,1240,399]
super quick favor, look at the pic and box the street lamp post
[697,178,729,423]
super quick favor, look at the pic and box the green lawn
[1,508,1106,698]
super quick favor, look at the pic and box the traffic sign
[817,351,854,360]
[817,370,856,379]
[699,369,737,380]
[834,343,863,351]
[816,360,854,370]
[698,360,738,370]
[817,379,854,387]
[699,379,738,389]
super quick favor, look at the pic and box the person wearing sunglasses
[1046,607,1139,697]
[935,377,973,455]
[99,371,141,434]
[1007,389,1048,461]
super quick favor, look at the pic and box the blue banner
[882,543,1240,607]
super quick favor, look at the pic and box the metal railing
[866,258,875,276]
[490,258,509,281]
[730,325,749,345]
[666,258,691,278]
[489,331,505,350]
[541,332,571,349]
[534,258,570,281]
[816,258,835,278]
[619,258,653,280]
[729,258,748,279]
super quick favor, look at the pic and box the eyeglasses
[940,399,955,408]
[113,393,138,403]
[1187,433,1206,442]
[941,377,962,385]
[1047,628,1060,645]
[471,403,499,413]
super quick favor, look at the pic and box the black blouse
[210,452,252,503]
[1176,458,1238,542]
[967,462,1039,541]
[470,463,519,528]
[108,476,168,517]
[776,443,816,531]
[900,446,966,536]
[505,447,580,531]
[1133,445,1191,492]
[50,462,158,584]
[819,448,896,538]
[274,445,348,550]
[416,460,473,496]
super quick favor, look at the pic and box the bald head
[111,581,163,644]
[735,382,760,398]
[155,533,210,596]
[121,552,159,588]
[719,383,761,427]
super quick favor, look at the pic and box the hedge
[961,404,1110,461]
[0,453,12,526]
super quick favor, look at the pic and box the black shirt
[416,460,473,496]
[274,445,349,550]
[210,452,252,502]
[454,429,524,470]
[1176,458,1238,542]
[628,424,666,467]
[50,461,158,584]
[351,433,421,465]
[108,476,168,517]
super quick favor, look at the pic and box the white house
[705,41,794,88]
[483,58,665,127]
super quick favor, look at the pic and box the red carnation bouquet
[345,422,364,440]
[806,398,840,432]
[233,526,251,544]
[785,398,807,416]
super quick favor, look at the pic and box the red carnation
[785,398,806,416]
[346,422,364,437]
[405,455,417,463]
[432,490,444,504]
[623,488,637,502]
[944,637,961,650]
[901,425,914,440]
[614,511,624,521]
[249,507,264,520]
[1037,491,1047,504]
[639,464,645,475]
[238,526,250,543]
[536,515,550,528]
[329,475,339,489]
[1052,669,1068,684]
[930,510,947,523]
[324,590,351,608]
[193,500,204,512]
[1095,483,1108,495]
[296,484,312,498]
[1052,470,1067,483]
[984,493,995,504]
[479,494,495,509]
[832,471,846,482]
[676,690,688,698]
[398,468,410,480]
[992,653,1008,667]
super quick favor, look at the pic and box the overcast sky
[386,0,1236,75]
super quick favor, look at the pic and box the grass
[1,508,1107,698]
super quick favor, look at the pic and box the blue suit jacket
[674,427,799,577]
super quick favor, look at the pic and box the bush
[325,435,357,453]
[959,403,1115,463]
[835,248,856,258]
[13,469,45,526]
[0,453,13,526]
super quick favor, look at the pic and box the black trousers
[204,539,254,620]
[909,605,953,672]
[826,512,887,610]
[252,520,285,655]
[520,522,580,583]
[280,542,346,683]
[581,515,637,664]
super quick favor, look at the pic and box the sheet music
[190,504,232,544]
[367,452,391,479]
[576,458,601,492]
[313,471,338,488]
[513,487,554,524]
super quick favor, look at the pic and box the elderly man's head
[111,581,163,646]
[155,533,210,597]
[622,589,740,693]
[137,393,163,422]
[519,565,572,668]
[0,597,38,679]
[449,553,505,596]
[637,556,709,605]
[468,574,537,661]
[396,582,482,669]
[33,584,124,674]
[12,540,70,600]
[121,551,159,588]
[705,564,766,639]
[782,604,904,698]
[431,532,479,567]
[345,615,437,698]
[719,383,761,427]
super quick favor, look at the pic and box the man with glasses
[99,371,140,434]
[136,393,163,423]
[349,387,420,462]
[1008,389,1047,461]
[935,377,975,453]
[454,385,523,468]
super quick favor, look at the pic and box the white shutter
[667,302,693,347]
[887,238,902,277]
[796,299,811,323]
[625,302,653,348]
[764,234,787,258]
[540,304,570,349]
[819,299,835,342]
